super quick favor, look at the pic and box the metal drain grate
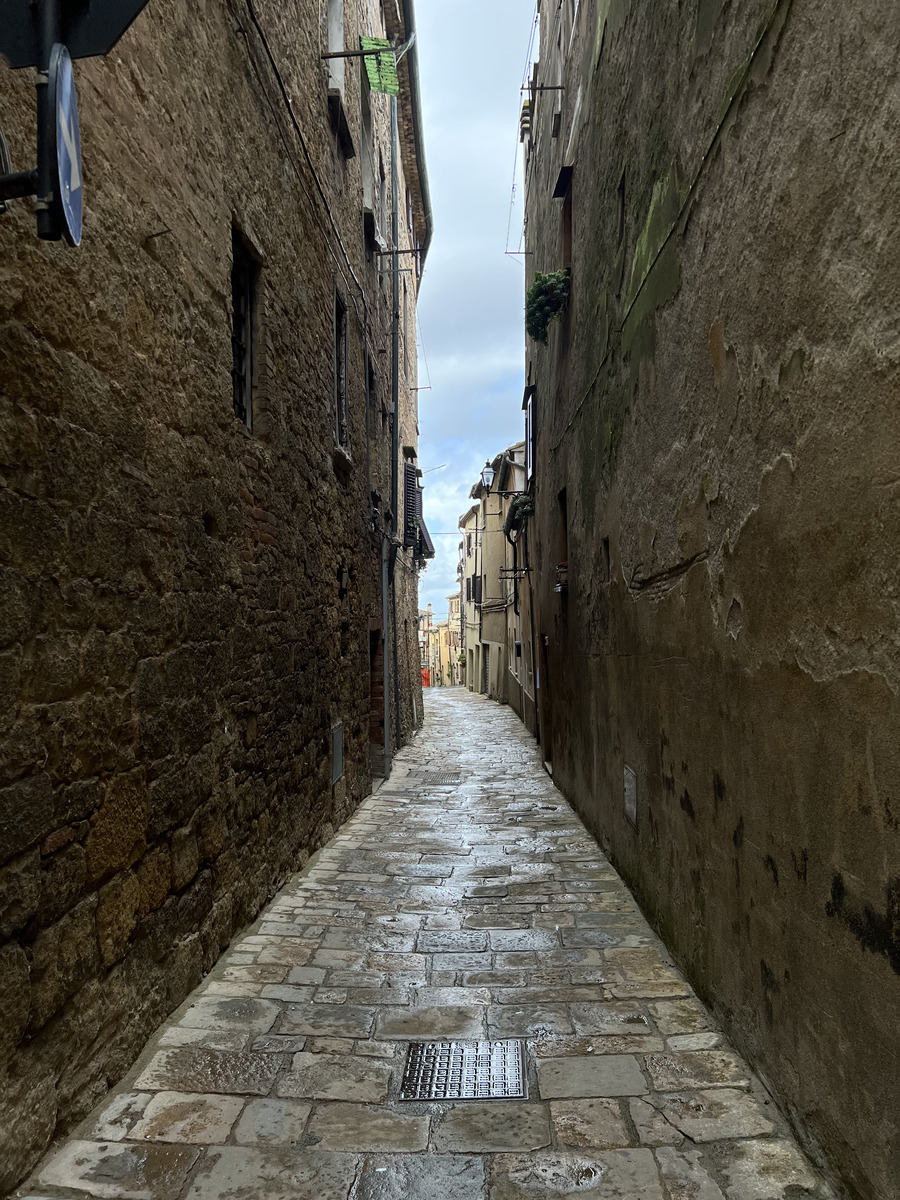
[400,1040,527,1101]
[419,772,463,786]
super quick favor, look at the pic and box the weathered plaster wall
[524,1,900,1196]
[0,0,424,1189]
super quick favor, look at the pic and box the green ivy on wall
[525,268,570,344]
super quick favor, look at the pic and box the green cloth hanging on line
[361,37,399,95]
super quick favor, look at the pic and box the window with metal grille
[334,292,349,449]
[231,230,257,428]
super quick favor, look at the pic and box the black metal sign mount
[0,0,150,241]
[0,0,151,70]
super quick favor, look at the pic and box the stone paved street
[21,690,836,1200]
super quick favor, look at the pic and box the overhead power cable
[505,1,539,259]
[239,0,368,329]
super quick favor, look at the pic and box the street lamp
[481,461,495,489]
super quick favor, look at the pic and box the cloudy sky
[413,0,537,619]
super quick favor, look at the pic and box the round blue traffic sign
[48,44,83,247]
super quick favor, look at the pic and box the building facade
[521,2,899,1197]
[459,443,535,722]
[440,591,462,686]
[0,0,431,1188]
[418,603,437,686]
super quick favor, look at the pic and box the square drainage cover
[400,1039,527,1101]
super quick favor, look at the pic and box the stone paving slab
[20,690,837,1200]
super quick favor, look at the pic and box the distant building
[459,442,535,724]
[418,604,438,685]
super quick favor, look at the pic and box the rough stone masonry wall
[0,0,422,1189]
[525,1,900,1197]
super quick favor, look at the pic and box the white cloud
[414,0,536,613]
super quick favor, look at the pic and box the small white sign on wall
[624,764,637,827]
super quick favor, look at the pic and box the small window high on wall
[327,0,345,95]
[361,74,374,217]
[334,292,349,450]
[231,228,258,430]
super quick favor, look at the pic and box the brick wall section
[0,0,426,1188]
[523,1,900,1197]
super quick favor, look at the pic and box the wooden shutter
[403,462,418,547]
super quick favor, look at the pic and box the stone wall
[0,0,426,1189]
[523,2,900,1197]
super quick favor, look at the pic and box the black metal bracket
[0,169,38,204]
[321,48,391,59]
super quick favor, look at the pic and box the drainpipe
[367,340,390,777]
[524,523,541,747]
[399,0,433,263]
[381,535,393,777]
[390,93,402,748]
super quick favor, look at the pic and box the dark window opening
[403,280,408,379]
[331,720,344,785]
[525,388,536,482]
[617,171,626,247]
[557,488,569,567]
[231,229,258,429]
[561,188,573,267]
[361,75,376,251]
[334,292,349,449]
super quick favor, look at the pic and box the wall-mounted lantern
[480,461,495,490]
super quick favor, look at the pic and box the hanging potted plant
[525,267,570,345]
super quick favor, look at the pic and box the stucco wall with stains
[523,2,900,1196]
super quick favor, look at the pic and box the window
[415,485,435,559]
[334,292,349,449]
[524,386,536,482]
[361,75,375,238]
[325,0,354,156]
[377,154,388,248]
[403,281,408,379]
[331,721,344,785]
[558,489,569,562]
[231,228,258,429]
[403,461,418,547]
[557,171,573,266]
[326,0,345,95]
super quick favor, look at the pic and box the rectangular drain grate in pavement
[419,772,463,786]
[400,1040,527,1101]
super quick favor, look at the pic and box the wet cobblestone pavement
[21,689,836,1199]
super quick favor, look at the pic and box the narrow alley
[22,689,835,1200]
